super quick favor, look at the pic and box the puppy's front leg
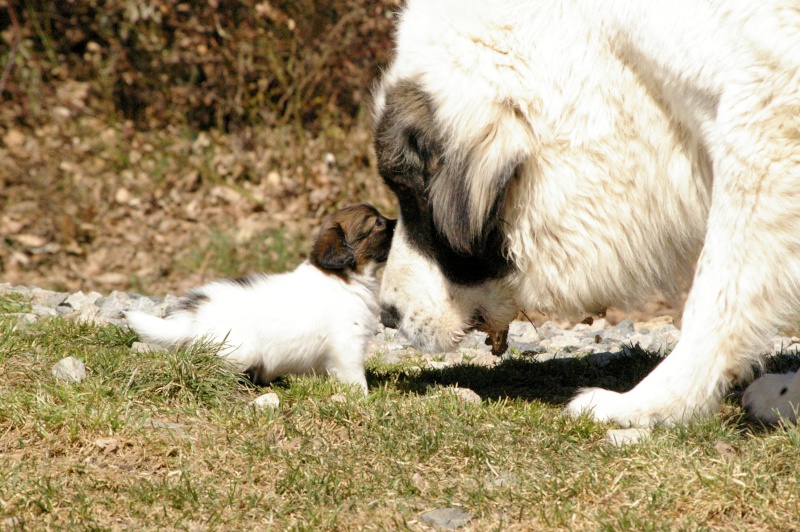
[325,339,369,395]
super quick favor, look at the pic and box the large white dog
[373,0,800,426]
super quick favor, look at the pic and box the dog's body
[373,0,800,426]
[127,204,395,393]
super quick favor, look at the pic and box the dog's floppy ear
[310,224,356,271]
[428,101,530,255]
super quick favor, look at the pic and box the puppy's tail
[125,310,195,348]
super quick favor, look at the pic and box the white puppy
[126,204,395,393]
[743,371,800,425]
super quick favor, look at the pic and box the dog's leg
[567,76,800,427]
[325,340,369,394]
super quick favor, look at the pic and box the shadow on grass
[367,347,800,408]
[368,345,664,406]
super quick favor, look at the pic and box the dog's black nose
[381,305,401,329]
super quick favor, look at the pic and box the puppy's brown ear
[310,224,356,271]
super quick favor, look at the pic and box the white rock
[444,352,464,365]
[606,427,651,447]
[131,342,157,353]
[468,353,499,367]
[63,290,103,311]
[628,333,654,351]
[251,392,280,410]
[330,393,347,403]
[32,304,57,317]
[447,386,482,404]
[419,508,473,529]
[52,357,87,383]
[508,320,541,343]
[545,336,583,349]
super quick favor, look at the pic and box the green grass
[1,307,800,529]
[0,292,32,314]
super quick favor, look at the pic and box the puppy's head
[309,203,396,279]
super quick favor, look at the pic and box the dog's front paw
[565,388,625,422]
[565,387,676,427]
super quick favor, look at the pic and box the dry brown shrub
[2,0,398,131]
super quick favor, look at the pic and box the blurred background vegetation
[0,0,400,295]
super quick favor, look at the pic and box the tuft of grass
[0,292,32,314]
[2,316,800,529]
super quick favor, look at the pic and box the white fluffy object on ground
[743,371,800,424]
[126,204,395,393]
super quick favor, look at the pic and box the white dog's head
[373,73,525,352]
[742,371,800,425]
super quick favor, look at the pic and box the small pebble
[330,393,347,403]
[52,356,87,383]
[447,386,481,404]
[251,392,280,410]
[419,508,473,530]
[606,427,651,447]
[131,341,156,353]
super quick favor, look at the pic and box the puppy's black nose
[381,305,401,329]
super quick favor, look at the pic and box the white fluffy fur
[743,371,800,425]
[126,262,381,393]
[375,0,800,425]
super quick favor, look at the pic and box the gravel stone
[31,304,57,318]
[29,290,69,308]
[419,508,473,529]
[52,356,87,383]
[63,290,104,312]
[606,427,652,446]
[251,392,281,410]
[131,342,158,353]
[468,353,500,367]
[13,313,38,326]
[447,386,482,404]
[3,283,799,381]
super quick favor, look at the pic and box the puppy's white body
[127,263,379,391]
[373,0,800,425]
[127,203,395,393]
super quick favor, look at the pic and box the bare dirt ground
[1,112,394,298]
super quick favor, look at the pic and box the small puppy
[126,204,395,393]
[743,370,800,425]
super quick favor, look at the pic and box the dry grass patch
[1,304,800,529]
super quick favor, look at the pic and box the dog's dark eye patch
[374,80,512,285]
[780,387,788,396]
